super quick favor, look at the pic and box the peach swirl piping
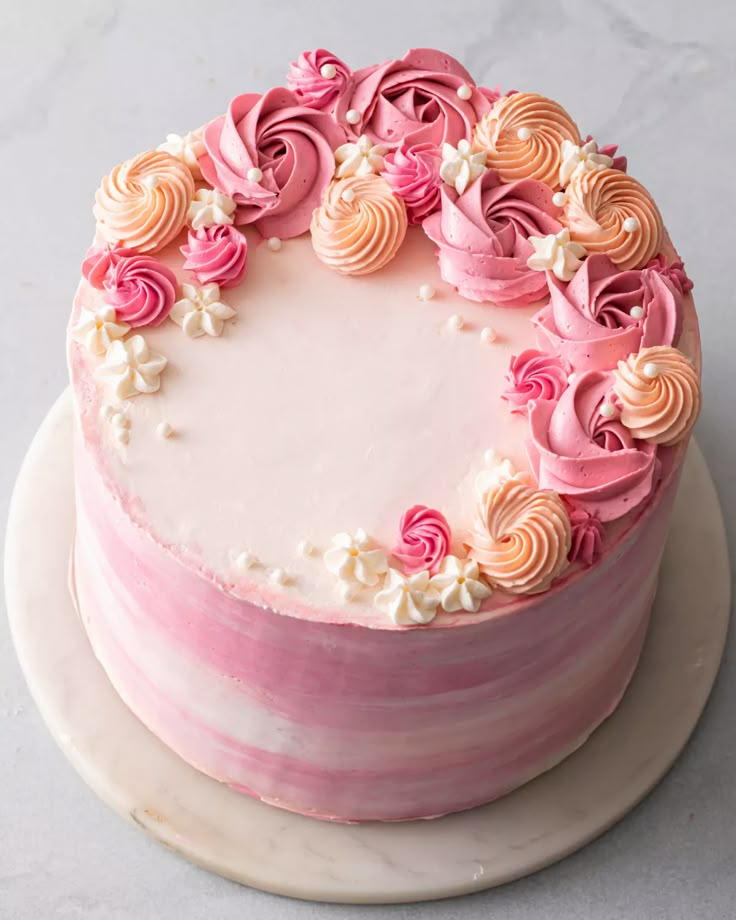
[561,168,663,270]
[613,346,701,446]
[310,175,408,276]
[94,150,195,254]
[466,479,571,595]
[472,92,580,190]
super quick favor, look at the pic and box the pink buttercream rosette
[81,243,135,289]
[502,349,572,416]
[393,505,451,575]
[526,370,658,522]
[381,142,443,225]
[101,253,178,327]
[564,499,605,566]
[423,170,563,307]
[645,253,694,295]
[533,254,683,372]
[287,49,353,113]
[200,87,346,239]
[181,225,247,288]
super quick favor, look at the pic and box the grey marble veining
[1,1,735,918]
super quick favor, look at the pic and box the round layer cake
[67,48,702,822]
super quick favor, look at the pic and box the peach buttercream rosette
[466,479,571,594]
[94,150,195,254]
[472,92,581,189]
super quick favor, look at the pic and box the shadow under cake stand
[4,391,731,905]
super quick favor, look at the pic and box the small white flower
[157,131,206,179]
[475,452,533,498]
[170,283,236,338]
[439,139,487,195]
[374,569,440,626]
[527,228,587,282]
[72,306,130,356]
[429,556,492,613]
[187,188,237,230]
[324,528,388,587]
[98,335,167,399]
[558,139,613,188]
[334,135,388,178]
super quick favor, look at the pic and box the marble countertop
[1,1,734,917]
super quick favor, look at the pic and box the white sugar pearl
[114,428,130,445]
[552,191,566,207]
[267,237,282,251]
[247,166,263,182]
[456,83,473,101]
[100,404,114,421]
[346,109,361,125]
[111,412,130,430]
[418,283,435,301]
[142,174,160,189]
[297,540,315,558]
[447,314,464,332]
[269,567,289,586]
[484,448,500,465]
[157,421,174,439]
[339,581,357,602]
[623,216,640,232]
[320,63,337,79]
[341,187,356,203]
[630,306,644,319]
[517,126,532,141]
[599,402,616,419]
[643,362,660,379]
[235,551,257,570]
[480,326,497,344]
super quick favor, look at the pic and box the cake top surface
[68,47,701,628]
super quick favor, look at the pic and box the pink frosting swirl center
[502,349,571,415]
[393,505,451,575]
[102,253,178,328]
[180,225,248,288]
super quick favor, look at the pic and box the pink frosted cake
[67,48,702,822]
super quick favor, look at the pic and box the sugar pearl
[346,109,361,125]
[484,448,500,465]
[111,413,130,430]
[269,567,289,586]
[100,404,114,421]
[339,581,357,602]
[630,306,644,319]
[623,216,640,232]
[341,187,356,203]
[418,283,435,301]
[643,362,660,379]
[114,428,130,445]
[142,174,160,189]
[517,126,532,141]
[447,314,464,332]
[599,402,616,419]
[480,326,497,344]
[235,551,257,570]
[247,166,263,182]
[552,191,566,207]
[157,421,174,439]
[297,540,315,558]
[456,83,473,101]
[320,63,337,79]
[267,237,282,251]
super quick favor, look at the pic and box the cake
[67,48,702,822]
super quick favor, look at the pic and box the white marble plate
[4,391,731,905]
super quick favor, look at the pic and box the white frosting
[558,139,614,188]
[527,228,587,281]
[429,555,492,612]
[157,131,206,180]
[97,335,167,399]
[170,283,236,338]
[439,139,487,195]
[334,135,388,178]
[72,306,130,356]
[187,188,236,230]
[323,529,388,587]
[475,451,533,498]
[373,569,440,626]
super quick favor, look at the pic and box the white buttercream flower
[324,529,388,587]
[527,228,587,281]
[334,135,388,178]
[157,131,206,180]
[72,306,130,356]
[439,139,487,195]
[558,139,613,188]
[98,335,167,399]
[170,283,236,338]
[374,568,440,626]
[187,188,237,230]
[475,450,533,499]
[429,556,492,613]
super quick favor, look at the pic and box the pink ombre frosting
[338,48,490,149]
[381,142,442,224]
[287,49,353,112]
[102,253,178,327]
[180,225,248,288]
[393,505,451,575]
[527,369,658,521]
[533,254,683,371]
[502,349,571,415]
[200,88,346,239]
[566,501,605,566]
[423,170,562,306]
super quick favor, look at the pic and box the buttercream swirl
[338,48,491,149]
[287,49,353,113]
[645,253,694,295]
[102,253,178,327]
[561,168,663,270]
[200,87,346,239]
[81,243,134,289]
[180,225,248,288]
[310,175,407,275]
[565,501,605,566]
[472,92,581,189]
[502,349,571,415]
[466,479,571,595]
[533,254,683,371]
[527,369,658,521]
[94,150,195,254]
[613,346,701,446]
[422,170,562,306]
[381,142,443,223]
[392,505,451,575]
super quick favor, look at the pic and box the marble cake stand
[4,391,731,905]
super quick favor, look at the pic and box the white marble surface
[0,0,734,917]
